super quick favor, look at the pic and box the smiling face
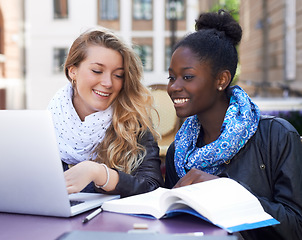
[69,45,124,120]
[167,47,221,119]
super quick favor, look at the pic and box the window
[165,46,172,71]
[53,48,68,73]
[0,10,4,79]
[133,0,152,20]
[99,0,119,20]
[133,45,153,71]
[53,0,68,19]
[166,0,185,20]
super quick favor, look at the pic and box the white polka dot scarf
[47,83,113,165]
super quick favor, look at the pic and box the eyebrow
[91,62,104,66]
[168,67,194,71]
[91,62,124,70]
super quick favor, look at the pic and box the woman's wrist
[94,163,110,188]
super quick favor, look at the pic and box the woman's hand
[174,168,219,188]
[64,161,99,194]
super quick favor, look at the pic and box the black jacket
[165,116,302,240]
[101,130,164,198]
[63,130,164,198]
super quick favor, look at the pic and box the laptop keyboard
[70,200,84,207]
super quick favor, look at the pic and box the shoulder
[166,141,175,158]
[249,115,301,154]
[258,115,300,136]
[138,129,156,143]
[138,130,160,154]
[48,83,72,110]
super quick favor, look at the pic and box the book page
[102,187,171,219]
[166,178,274,228]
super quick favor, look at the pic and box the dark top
[165,115,302,240]
[63,130,164,198]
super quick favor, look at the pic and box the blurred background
[0,0,302,134]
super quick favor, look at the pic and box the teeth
[94,89,109,97]
[174,98,189,104]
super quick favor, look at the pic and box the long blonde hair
[64,28,159,173]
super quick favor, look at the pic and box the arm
[164,142,179,189]
[242,123,302,240]
[173,169,219,188]
[226,118,302,240]
[95,130,164,197]
[165,117,302,239]
[165,142,218,189]
[64,131,163,197]
[64,161,119,194]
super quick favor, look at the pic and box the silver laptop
[0,110,119,217]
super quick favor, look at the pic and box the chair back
[149,84,181,156]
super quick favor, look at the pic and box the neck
[72,92,89,122]
[197,100,229,145]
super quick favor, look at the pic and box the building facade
[3,0,302,109]
[24,0,218,109]
[239,0,302,98]
[0,0,25,109]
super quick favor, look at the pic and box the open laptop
[0,110,119,217]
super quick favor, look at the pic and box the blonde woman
[48,29,164,197]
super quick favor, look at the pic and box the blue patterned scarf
[174,85,260,177]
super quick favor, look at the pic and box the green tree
[210,0,240,85]
[210,0,240,22]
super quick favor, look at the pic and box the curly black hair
[173,9,242,84]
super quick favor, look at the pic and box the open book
[102,178,279,233]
